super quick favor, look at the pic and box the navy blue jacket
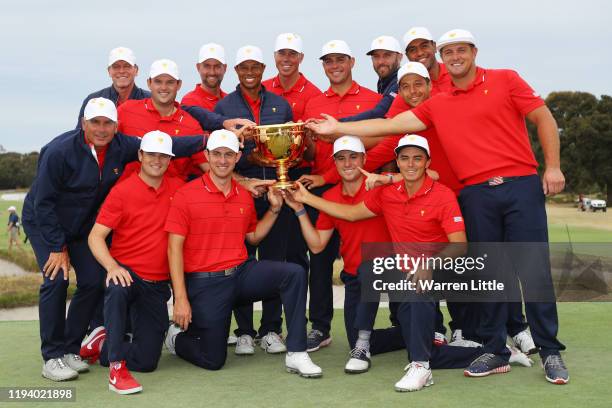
[341,68,399,122]
[214,85,293,179]
[77,85,150,128]
[22,129,204,251]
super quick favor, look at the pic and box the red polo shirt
[96,173,185,281]
[303,81,382,175]
[181,85,227,111]
[363,176,465,243]
[316,180,391,275]
[164,173,257,273]
[262,73,322,121]
[117,98,206,180]
[411,68,543,185]
[242,91,262,124]
[431,62,452,95]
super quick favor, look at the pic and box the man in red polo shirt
[118,59,207,181]
[181,43,227,111]
[287,135,467,391]
[262,33,322,121]
[307,29,568,385]
[295,40,382,352]
[163,130,322,378]
[88,130,184,395]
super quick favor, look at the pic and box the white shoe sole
[286,366,323,378]
[42,370,78,382]
[306,337,332,353]
[81,326,105,347]
[235,349,255,355]
[109,384,143,394]
[464,364,511,377]
[344,360,371,374]
[394,376,434,392]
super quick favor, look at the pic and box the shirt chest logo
[240,208,244,214]
[175,129,180,135]
[484,89,489,95]
[272,107,277,113]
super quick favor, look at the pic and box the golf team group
[22,26,570,395]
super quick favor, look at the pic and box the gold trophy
[248,122,306,189]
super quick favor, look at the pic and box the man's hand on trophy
[237,177,275,198]
[297,174,325,190]
[305,114,340,142]
[223,119,256,146]
[285,181,311,204]
[266,187,283,212]
[281,187,304,212]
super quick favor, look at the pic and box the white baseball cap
[207,129,240,153]
[274,33,303,53]
[402,27,434,49]
[7,206,16,212]
[198,43,226,64]
[395,134,430,156]
[366,35,402,55]
[83,97,117,122]
[140,130,175,157]
[332,136,365,156]
[149,59,180,80]
[320,40,352,59]
[235,45,264,66]
[108,47,136,67]
[397,62,430,84]
[437,29,476,51]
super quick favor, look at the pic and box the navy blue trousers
[341,272,404,354]
[458,175,565,360]
[24,225,105,361]
[175,259,307,370]
[99,269,170,372]
[234,195,310,337]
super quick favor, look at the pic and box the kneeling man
[88,130,185,394]
[163,130,322,378]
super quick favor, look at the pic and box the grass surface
[0,305,611,408]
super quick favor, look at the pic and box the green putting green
[0,304,610,408]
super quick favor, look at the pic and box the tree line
[1,91,610,201]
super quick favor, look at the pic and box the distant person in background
[77,47,150,128]
[7,206,23,252]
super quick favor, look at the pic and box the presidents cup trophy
[248,122,306,189]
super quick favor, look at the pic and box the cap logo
[118,48,124,54]
[449,32,457,38]
[329,42,336,48]
[221,134,227,139]
[209,47,216,53]
[287,35,293,42]
[245,48,252,54]
[408,136,416,141]
[162,62,168,69]
[377,38,384,44]
[98,101,106,108]
[342,138,349,144]
[410,30,417,35]
[157,137,164,144]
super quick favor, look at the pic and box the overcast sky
[0,0,610,152]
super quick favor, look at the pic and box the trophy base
[273,180,295,190]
